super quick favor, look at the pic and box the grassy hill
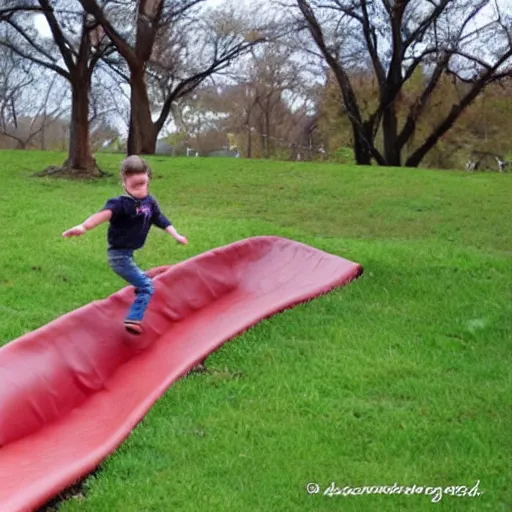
[1,150,511,511]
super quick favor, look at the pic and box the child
[62,155,188,335]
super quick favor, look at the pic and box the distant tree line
[0,0,511,175]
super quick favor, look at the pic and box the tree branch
[78,0,138,68]
[0,39,70,80]
[406,48,512,166]
[38,0,77,72]
[397,51,451,150]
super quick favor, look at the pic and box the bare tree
[87,69,127,150]
[0,0,114,175]
[0,49,69,149]
[213,74,261,158]
[78,0,270,155]
[206,39,320,160]
[292,0,512,167]
[244,44,302,158]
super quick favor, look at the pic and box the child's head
[120,155,151,198]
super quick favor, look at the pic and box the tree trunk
[264,111,270,159]
[352,124,372,165]
[128,68,156,155]
[67,79,94,171]
[41,123,46,151]
[246,126,252,158]
[258,118,266,159]
[382,105,400,166]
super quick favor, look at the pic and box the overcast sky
[34,0,233,36]
[29,0,510,139]
[30,0,260,138]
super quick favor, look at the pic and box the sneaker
[124,320,143,335]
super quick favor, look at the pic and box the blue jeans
[107,248,154,322]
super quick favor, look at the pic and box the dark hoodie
[101,194,172,250]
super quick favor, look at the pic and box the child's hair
[119,155,152,182]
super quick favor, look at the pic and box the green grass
[1,150,511,511]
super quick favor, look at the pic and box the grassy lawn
[1,150,511,511]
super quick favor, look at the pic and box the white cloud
[33,13,52,38]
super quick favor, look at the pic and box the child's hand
[62,224,86,237]
[165,225,188,244]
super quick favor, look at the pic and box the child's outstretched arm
[150,197,188,245]
[62,210,112,237]
[165,225,188,245]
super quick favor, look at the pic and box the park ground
[1,150,511,511]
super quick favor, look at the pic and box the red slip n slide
[0,236,363,511]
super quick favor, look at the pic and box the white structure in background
[186,147,199,157]
[465,159,477,172]
[229,144,240,158]
[466,155,510,172]
[495,156,509,172]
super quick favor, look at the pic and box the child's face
[124,172,149,198]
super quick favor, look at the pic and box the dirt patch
[36,468,101,511]
[188,360,208,374]
[34,159,111,181]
